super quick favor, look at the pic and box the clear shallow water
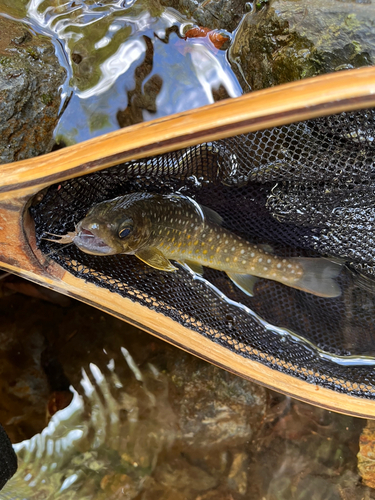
[17,0,242,144]
[0,0,375,495]
[0,291,369,500]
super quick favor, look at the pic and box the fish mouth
[74,228,115,255]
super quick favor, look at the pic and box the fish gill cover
[31,107,375,398]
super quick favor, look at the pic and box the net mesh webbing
[31,108,375,399]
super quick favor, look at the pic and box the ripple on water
[23,0,242,144]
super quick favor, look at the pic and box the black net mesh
[31,108,375,399]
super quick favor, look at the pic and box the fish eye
[118,226,133,239]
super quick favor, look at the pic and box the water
[0,291,369,499]
[5,0,242,144]
[0,0,374,496]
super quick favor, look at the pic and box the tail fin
[291,257,342,298]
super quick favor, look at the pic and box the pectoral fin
[136,248,177,272]
[226,272,258,297]
[182,260,204,275]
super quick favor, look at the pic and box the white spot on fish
[264,267,268,271]
[287,264,292,268]
[258,258,263,263]
[242,260,246,265]
[225,257,230,262]
[277,263,281,269]
[231,247,235,251]
[240,249,245,255]
[225,240,228,244]
[267,259,272,264]
[202,234,206,238]
[250,252,254,258]
[224,249,228,253]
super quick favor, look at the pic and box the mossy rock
[0,16,66,163]
[229,0,374,91]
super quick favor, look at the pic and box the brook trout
[51,192,342,297]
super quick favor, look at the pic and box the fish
[46,192,342,298]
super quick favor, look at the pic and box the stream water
[2,0,242,144]
[0,0,374,497]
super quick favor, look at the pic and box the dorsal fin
[201,205,223,226]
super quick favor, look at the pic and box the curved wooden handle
[1,66,375,201]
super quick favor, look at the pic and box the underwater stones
[0,17,66,164]
[229,0,375,91]
[358,420,375,488]
[165,352,267,450]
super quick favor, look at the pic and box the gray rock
[160,0,250,32]
[164,351,267,451]
[229,0,375,91]
[0,17,66,164]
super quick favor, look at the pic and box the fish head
[73,196,150,255]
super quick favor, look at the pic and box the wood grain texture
[0,67,375,200]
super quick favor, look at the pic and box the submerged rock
[0,16,66,163]
[162,351,267,451]
[358,419,375,489]
[230,0,375,91]
[0,289,267,499]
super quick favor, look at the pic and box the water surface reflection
[0,289,370,499]
[24,0,242,144]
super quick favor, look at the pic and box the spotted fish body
[58,192,341,297]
